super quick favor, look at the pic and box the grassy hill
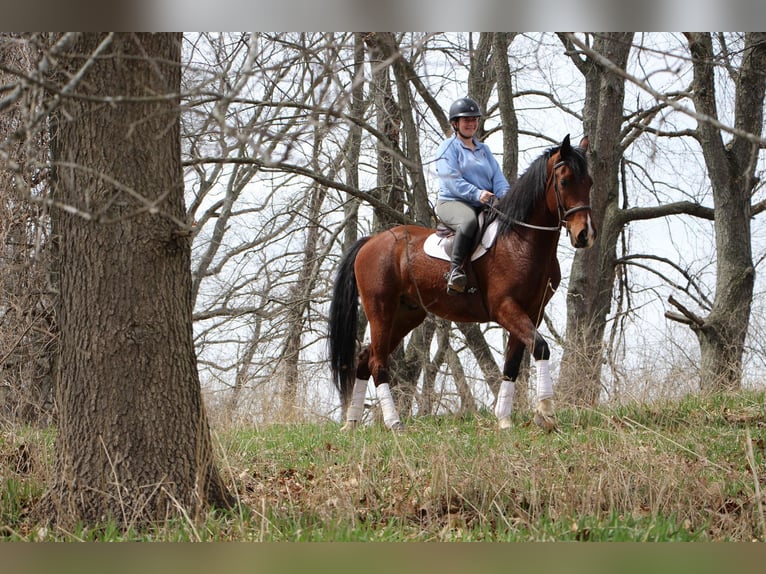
[2,390,765,541]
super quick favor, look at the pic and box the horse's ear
[560,134,571,155]
[579,136,589,152]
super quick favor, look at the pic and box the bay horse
[328,135,594,431]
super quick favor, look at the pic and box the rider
[435,97,510,294]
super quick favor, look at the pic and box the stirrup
[446,267,467,294]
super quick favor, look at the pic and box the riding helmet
[448,97,482,121]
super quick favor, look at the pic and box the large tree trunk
[682,32,766,392]
[50,33,232,526]
[557,33,634,406]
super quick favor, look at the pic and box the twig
[0,315,40,365]
[561,33,766,147]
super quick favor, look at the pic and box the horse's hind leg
[341,348,372,431]
[366,338,401,430]
[368,304,427,431]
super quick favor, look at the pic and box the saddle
[423,212,500,262]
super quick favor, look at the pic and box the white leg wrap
[345,378,368,422]
[536,359,553,401]
[376,383,401,428]
[494,379,515,420]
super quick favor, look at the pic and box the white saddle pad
[422,220,499,262]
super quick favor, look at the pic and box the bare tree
[152,32,766,426]
[666,32,766,391]
[183,33,358,418]
[556,33,766,402]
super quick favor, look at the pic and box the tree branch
[619,201,715,224]
[665,295,705,328]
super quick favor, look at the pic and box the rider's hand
[479,190,495,204]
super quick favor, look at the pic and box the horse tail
[328,237,370,401]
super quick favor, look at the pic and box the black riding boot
[446,229,473,294]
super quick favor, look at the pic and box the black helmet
[448,97,482,121]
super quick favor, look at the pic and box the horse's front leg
[494,301,557,432]
[530,331,556,432]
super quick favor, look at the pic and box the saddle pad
[423,219,499,262]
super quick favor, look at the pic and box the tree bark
[364,33,404,232]
[467,33,495,140]
[50,33,233,526]
[557,33,634,406]
[342,33,365,254]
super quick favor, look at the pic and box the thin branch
[616,253,713,309]
[619,201,715,225]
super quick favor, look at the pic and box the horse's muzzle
[571,215,596,248]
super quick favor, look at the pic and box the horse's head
[548,134,596,248]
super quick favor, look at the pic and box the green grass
[1,390,765,541]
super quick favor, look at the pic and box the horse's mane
[489,144,588,237]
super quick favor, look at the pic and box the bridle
[549,159,592,234]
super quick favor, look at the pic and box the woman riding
[435,97,510,294]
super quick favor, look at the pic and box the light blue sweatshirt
[435,136,510,207]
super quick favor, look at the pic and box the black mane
[489,144,588,237]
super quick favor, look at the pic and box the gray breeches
[436,200,480,237]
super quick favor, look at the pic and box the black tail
[328,237,369,402]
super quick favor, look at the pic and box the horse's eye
[559,178,568,187]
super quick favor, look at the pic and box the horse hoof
[534,399,557,432]
[341,420,359,431]
[497,417,512,430]
[389,421,406,433]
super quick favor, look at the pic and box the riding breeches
[436,200,481,237]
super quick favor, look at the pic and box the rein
[488,158,591,233]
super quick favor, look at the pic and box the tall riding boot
[446,229,473,294]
